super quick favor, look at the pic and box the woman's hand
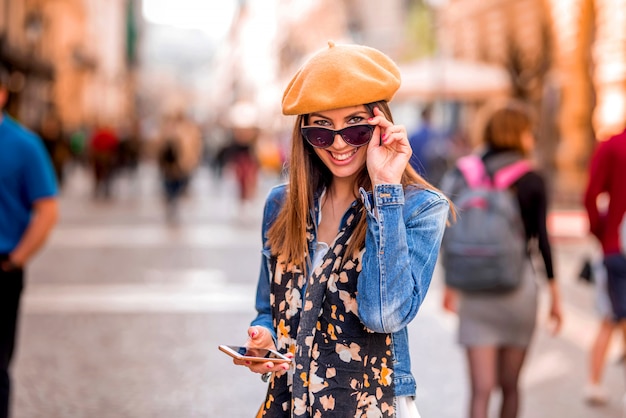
[366,107,412,185]
[233,326,292,376]
[547,281,563,335]
[442,286,458,314]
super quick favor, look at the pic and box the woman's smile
[328,148,359,162]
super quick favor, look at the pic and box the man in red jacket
[584,127,626,397]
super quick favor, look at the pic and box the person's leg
[102,158,114,199]
[0,266,24,418]
[243,157,259,202]
[497,346,528,418]
[168,177,188,224]
[92,160,103,199]
[604,254,626,414]
[233,156,248,202]
[588,256,616,399]
[588,318,615,392]
[163,178,180,224]
[466,346,498,418]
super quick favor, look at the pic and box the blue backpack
[441,154,532,293]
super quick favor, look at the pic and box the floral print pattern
[259,208,395,417]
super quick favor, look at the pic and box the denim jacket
[251,182,449,397]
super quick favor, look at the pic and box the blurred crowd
[33,101,288,223]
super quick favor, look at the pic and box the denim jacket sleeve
[249,185,287,341]
[357,184,449,334]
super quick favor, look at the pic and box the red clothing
[90,128,118,153]
[584,129,626,255]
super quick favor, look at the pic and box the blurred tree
[405,0,437,60]
[504,19,552,103]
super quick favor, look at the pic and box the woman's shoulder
[517,168,546,186]
[404,185,450,212]
[262,183,288,219]
[265,183,288,202]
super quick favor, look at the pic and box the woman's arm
[517,172,562,333]
[517,172,554,279]
[357,185,449,333]
[250,251,275,338]
[249,185,287,341]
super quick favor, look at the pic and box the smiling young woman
[230,41,453,418]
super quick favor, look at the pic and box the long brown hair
[267,101,443,269]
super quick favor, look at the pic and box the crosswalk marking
[47,225,261,248]
[22,269,258,314]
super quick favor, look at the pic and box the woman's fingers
[370,106,393,130]
[248,325,261,340]
[370,107,408,145]
[237,359,291,374]
[247,326,275,349]
[381,126,408,145]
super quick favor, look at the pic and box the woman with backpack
[229,41,451,417]
[440,100,563,418]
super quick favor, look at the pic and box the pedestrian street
[12,163,626,417]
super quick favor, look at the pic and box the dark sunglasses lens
[302,128,334,148]
[301,125,374,148]
[342,125,373,147]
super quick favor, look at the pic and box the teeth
[331,149,357,161]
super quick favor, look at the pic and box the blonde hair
[267,101,440,269]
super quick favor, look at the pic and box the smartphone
[218,345,292,363]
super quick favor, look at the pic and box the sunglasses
[301,124,375,149]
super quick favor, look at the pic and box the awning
[396,57,511,102]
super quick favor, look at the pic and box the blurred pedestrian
[156,111,202,223]
[117,118,142,175]
[0,69,59,418]
[68,125,89,165]
[582,248,617,405]
[219,101,261,221]
[38,107,70,189]
[233,41,451,417]
[440,100,562,418]
[584,124,626,406]
[408,104,449,187]
[89,123,119,200]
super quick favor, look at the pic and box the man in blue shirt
[0,69,58,418]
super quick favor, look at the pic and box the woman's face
[305,105,373,180]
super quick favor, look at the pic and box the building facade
[438,0,626,203]
[0,0,139,134]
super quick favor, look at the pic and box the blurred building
[207,0,409,140]
[437,0,626,203]
[0,0,54,128]
[205,0,626,204]
[0,0,140,134]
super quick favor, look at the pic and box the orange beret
[281,41,401,115]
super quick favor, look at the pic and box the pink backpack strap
[456,155,489,188]
[494,160,532,189]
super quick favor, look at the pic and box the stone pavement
[11,163,625,417]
